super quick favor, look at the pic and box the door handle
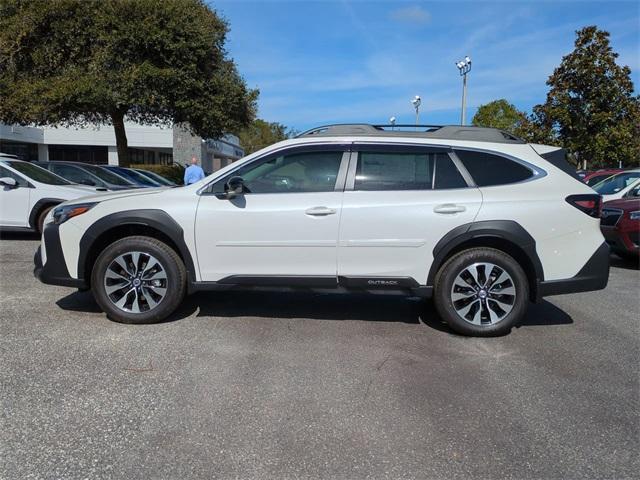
[433,204,466,214]
[305,206,336,216]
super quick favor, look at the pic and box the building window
[0,140,38,161]
[48,145,108,164]
[128,148,173,165]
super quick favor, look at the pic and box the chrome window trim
[345,143,474,192]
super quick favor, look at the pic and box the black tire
[36,206,54,234]
[91,236,187,324]
[433,247,529,336]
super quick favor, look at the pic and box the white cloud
[390,5,431,25]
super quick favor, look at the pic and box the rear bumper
[536,242,610,300]
[33,224,87,289]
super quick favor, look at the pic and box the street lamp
[456,55,472,125]
[411,95,421,127]
[389,116,396,130]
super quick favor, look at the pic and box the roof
[296,124,526,144]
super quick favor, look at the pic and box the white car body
[34,125,610,335]
[0,156,97,231]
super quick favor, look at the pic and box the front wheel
[91,236,186,324]
[433,248,529,336]
[36,206,54,234]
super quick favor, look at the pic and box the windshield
[593,172,640,195]
[6,161,72,185]
[109,167,161,186]
[135,169,174,186]
[81,164,134,186]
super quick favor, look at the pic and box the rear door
[337,143,482,286]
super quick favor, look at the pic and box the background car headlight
[52,203,97,225]
[630,210,640,220]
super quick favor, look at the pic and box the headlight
[630,210,640,221]
[52,203,97,225]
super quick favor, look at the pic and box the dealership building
[0,122,244,173]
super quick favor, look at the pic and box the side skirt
[189,275,433,298]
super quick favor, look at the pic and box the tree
[532,26,639,168]
[0,0,257,166]
[236,119,293,155]
[472,99,529,134]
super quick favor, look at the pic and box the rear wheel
[434,247,529,336]
[91,236,186,324]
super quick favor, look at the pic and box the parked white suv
[34,125,609,336]
[0,156,98,232]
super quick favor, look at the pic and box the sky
[211,0,639,132]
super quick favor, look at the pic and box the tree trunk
[112,111,129,167]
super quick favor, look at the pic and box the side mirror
[224,176,245,199]
[0,177,18,188]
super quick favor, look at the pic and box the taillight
[565,194,602,218]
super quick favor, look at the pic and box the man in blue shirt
[184,156,205,185]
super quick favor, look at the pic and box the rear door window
[354,151,467,191]
[455,150,533,186]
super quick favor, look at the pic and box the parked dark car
[600,185,640,259]
[34,161,138,190]
[132,168,177,186]
[102,166,163,187]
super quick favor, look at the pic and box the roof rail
[296,123,525,144]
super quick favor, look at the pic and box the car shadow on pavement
[56,290,103,313]
[0,230,39,241]
[609,253,640,271]
[518,300,573,327]
[56,289,573,333]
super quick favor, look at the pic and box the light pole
[411,95,421,127]
[389,116,396,130]
[456,55,472,125]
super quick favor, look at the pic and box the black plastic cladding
[77,210,197,284]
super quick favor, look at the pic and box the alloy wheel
[103,251,168,313]
[450,262,516,325]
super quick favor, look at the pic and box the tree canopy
[0,0,258,166]
[236,119,294,155]
[472,99,529,136]
[532,26,639,168]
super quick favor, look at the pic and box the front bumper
[536,242,610,299]
[601,226,639,256]
[34,223,87,289]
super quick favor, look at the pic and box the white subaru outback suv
[34,124,609,336]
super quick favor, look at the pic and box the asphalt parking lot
[1,233,638,479]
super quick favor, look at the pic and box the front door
[337,144,482,286]
[194,145,349,283]
[0,165,31,227]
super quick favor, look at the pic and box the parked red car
[583,169,625,187]
[600,188,640,259]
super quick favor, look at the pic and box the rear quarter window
[455,150,533,187]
